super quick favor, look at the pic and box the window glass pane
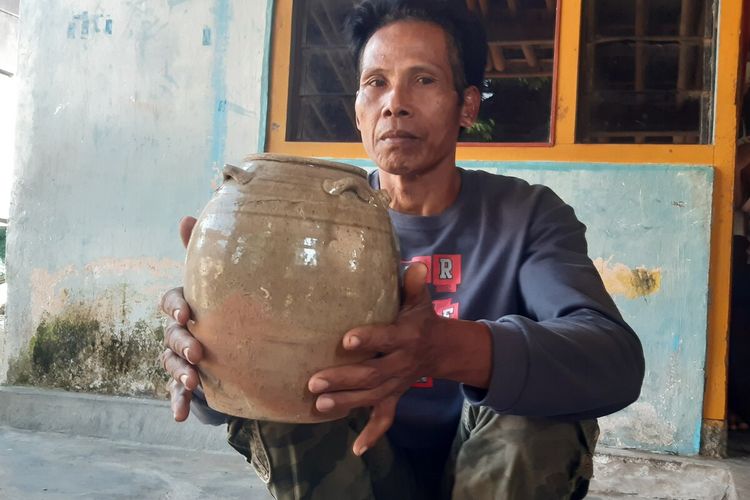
[577,0,717,144]
[466,0,557,143]
[286,0,559,144]
[287,0,356,142]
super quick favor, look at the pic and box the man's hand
[307,263,441,456]
[159,216,204,421]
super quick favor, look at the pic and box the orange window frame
[265,0,715,165]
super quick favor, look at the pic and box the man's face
[355,20,476,177]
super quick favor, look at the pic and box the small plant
[464,118,496,141]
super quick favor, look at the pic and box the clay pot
[183,154,400,423]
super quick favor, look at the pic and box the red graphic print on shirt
[412,376,434,388]
[433,298,460,319]
[402,255,461,291]
[403,254,463,389]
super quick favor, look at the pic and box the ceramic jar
[183,154,400,423]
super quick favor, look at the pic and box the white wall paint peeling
[29,257,184,332]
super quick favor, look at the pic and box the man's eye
[417,77,435,85]
[367,79,385,87]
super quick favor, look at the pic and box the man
[160,0,645,498]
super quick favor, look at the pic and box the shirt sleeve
[462,186,645,419]
[190,386,230,426]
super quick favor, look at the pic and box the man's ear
[459,86,481,128]
[355,90,362,131]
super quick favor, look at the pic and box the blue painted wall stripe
[208,0,231,175]
[257,0,276,153]
[326,158,715,177]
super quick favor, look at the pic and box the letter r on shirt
[433,255,461,292]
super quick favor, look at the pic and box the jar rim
[243,154,367,179]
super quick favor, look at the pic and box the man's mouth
[379,130,418,142]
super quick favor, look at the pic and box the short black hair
[345,0,487,95]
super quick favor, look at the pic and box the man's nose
[382,85,412,118]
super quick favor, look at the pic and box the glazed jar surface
[184,154,400,422]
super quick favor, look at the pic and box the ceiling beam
[489,45,507,72]
[521,45,539,68]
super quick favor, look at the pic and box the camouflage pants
[227,401,598,500]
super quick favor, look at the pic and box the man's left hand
[307,262,439,456]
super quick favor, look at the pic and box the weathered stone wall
[3,0,271,396]
[7,303,166,397]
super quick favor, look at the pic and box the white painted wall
[2,0,270,382]
[0,6,19,222]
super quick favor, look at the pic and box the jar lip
[243,154,367,179]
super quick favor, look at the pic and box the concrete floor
[1,387,748,500]
[0,426,269,500]
[2,425,748,500]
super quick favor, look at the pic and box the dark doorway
[729,5,750,457]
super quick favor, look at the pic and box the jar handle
[223,164,254,185]
[323,178,390,208]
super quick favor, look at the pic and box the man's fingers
[402,262,430,307]
[163,319,204,365]
[179,216,197,249]
[314,377,402,413]
[352,397,398,456]
[167,378,193,422]
[160,287,190,325]
[161,216,197,425]
[343,324,399,354]
[309,362,384,394]
[160,285,203,365]
[160,348,201,390]
[309,352,410,394]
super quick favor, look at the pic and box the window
[577,0,717,144]
[287,0,359,142]
[285,0,560,144]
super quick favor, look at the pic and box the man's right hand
[159,216,204,421]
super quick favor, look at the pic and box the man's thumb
[402,262,429,306]
[179,216,197,249]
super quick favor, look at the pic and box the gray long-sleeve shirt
[371,168,644,450]
[191,168,645,452]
